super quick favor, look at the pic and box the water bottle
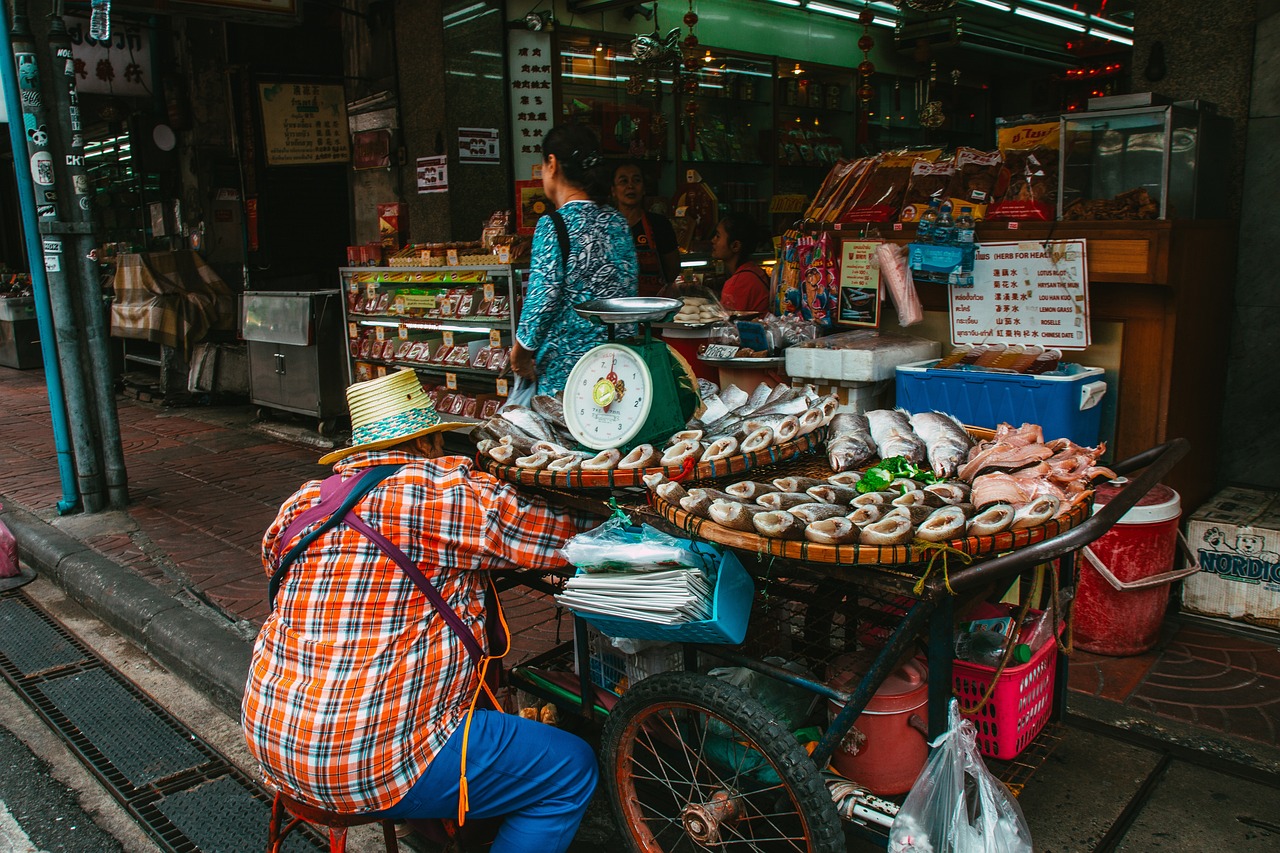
[916,197,942,242]
[954,206,976,244]
[931,202,955,244]
[90,0,111,40]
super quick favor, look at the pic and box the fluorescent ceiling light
[443,2,485,21]
[806,2,896,26]
[445,7,496,28]
[1021,0,1088,18]
[968,0,1011,10]
[766,0,802,6]
[680,260,709,268]
[470,49,501,57]
[563,72,628,82]
[1013,7,1085,32]
[1089,29,1133,45]
[1089,14,1133,33]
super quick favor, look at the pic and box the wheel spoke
[633,725,696,790]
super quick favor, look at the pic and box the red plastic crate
[951,626,1058,760]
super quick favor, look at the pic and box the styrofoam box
[785,334,940,382]
[1183,486,1280,631]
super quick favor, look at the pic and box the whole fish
[741,383,775,414]
[701,417,748,441]
[808,483,860,505]
[773,475,827,493]
[618,444,659,469]
[726,481,780,500]
[859,515,914,546]
[709,500,766,532]
[865,409,927,465]
[752,510,807,540]
[967,503,1015,536]
[531,395,569,431]
[915,506,968,542]
[805,517,859,545]
[499,406,556,442]
[910,411,976,479]
[756,492,815,510]
[751,395,810,417]
[788,503,849,525]
[826,413,877,472]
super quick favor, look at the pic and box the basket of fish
[470,382,835,489]
[646,416,1110,567]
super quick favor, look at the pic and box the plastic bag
[707,656,817,732]
[499,375,536,411]
[889,700,1032,853]
[559,518,714,573]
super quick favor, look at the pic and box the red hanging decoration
[856,3,876,143]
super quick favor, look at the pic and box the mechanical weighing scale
[563,297,700,453]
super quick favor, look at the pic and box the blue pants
[375,710,598,853]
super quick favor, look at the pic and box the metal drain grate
[0,589,324,852]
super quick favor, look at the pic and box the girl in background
[710,212,770,314]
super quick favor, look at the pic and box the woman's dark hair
[719,212,759,266]
[543,124,610,202]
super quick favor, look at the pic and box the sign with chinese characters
[458,127,499,163]
[257,82,350,166]
[836,239,881,328]
[65,16,153,97]
[507,29,553,181]
[951,240,1090,350]
[416,155,448,194]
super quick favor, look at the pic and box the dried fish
[924,482,971,504]
[499,405,556,442]
[726,480,780,500]
[581,448,622,471]
[752,510,807,540]
[618,444,659,470]
[515,451,552,470]
[740,427,775,454]
[848,505,885,527]
[717,384,749,411]
[744,415,801,444]
[756,492,815,510]
[788,503,849,525]
[531,395,569,431]
[850,492,890,508]
[547,455,582,473]
[915,506,968,542]
[892,490,947,509]
[773,476,827,494]
[828,471,864,487]
[703,436,740,462]
[859,515,914,546]
[1011,495,1061,530]
[807,484,860,505]
[488,444,516,464]
[967,503,1015,536]
[709,500,766,532]
[796,408,826,437]
[660,440,704,468]
[655,482,688,503]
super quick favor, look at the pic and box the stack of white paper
[556,569,713,625]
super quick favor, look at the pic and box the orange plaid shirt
[242,450,584,812]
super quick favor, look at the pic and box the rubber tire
[601,671,844,853]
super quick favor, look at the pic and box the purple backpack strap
[344,511,487,665]
[270,473,367,568]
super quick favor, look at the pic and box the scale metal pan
[574,297,682,325]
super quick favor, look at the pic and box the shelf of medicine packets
[338,264,523,389]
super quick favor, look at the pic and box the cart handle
[940,438,1190,594]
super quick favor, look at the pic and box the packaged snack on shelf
[473,347,494,370]
[488,295,509,317]
[354,362,374,382]
[455,291,477,317]
[988,119,1058,221]
[437,293,459,318]
[405,342,426,362]
[841,150,943,223]
[381,340,399,360]
[900,160,956,223]
[947,148,1004,220]
[461,397,478,418]
[373,292,393,314]
[358,338,376,358]
[394,341,414,360]
[438,393,458,412]
[424,387,441,407]
[347,291,364,313]
[429,343,452,364]
[488,348,510,372]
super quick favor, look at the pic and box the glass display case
[1058,101,1231,220]
[774,59,855,200]
[338,265,524,423]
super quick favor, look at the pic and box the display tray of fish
[648,417,1113,566]
[468,382,837,488]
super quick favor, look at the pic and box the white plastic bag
[889,700,1032,853]
[559,518,711,573]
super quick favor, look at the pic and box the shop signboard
[258,82,349,166]
[64,16,153,97]
[836,239,881,328]
[507,29,553,182]
[950,240,1090,350]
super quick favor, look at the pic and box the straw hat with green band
[320,368,471,465]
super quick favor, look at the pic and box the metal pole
[7,0,104,512]
[45,9,126,507]
[0,0,78,513]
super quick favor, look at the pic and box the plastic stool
[266,791,399,853]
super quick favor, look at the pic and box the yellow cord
[912,540,973,596]
[456,578,513,826]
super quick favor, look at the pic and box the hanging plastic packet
[559,517,713,574]
[889,700,1033,853]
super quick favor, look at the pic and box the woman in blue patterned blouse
[511,126,638,395]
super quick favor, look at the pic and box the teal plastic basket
[575,543,754,645]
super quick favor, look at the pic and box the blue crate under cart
[895,359,1108,446]
[574,546,755,645]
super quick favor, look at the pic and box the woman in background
[710,212,770,314]
[511,126,638,394]
[611,161,679,297]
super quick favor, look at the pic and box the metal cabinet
[242,290,346,434]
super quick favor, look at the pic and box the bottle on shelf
[916,197,943,242]
[934,344,973,369]
[932,202,955,244]
[973,343,1007,367]
[1008,345,1044,373]
[1025,348,1063,375]
[954,206,976,244]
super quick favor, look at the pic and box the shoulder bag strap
[548,210,571,277]
[267,464,403,610]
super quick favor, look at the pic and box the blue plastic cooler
[895,360,1107,446]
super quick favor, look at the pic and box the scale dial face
[564,343,655,450]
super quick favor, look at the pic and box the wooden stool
[266,791,399,853]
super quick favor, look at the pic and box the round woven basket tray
[477,428,827,490]
[648,453,1092,567]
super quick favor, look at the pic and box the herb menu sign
[258,82,350,166]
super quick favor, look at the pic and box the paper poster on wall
[515,179,551,235]
[950,240,1090,350]
[836,239,881,328]
[458,127,500,163]
[258,82,349,166]
[416,155,449,194]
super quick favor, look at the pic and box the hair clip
[580,152,603,169]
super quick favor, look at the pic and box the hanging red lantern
[858,60,876,76]
[858,34,875,53]
[859,9,875,25]
[858,83,875,102]
[684,11,699,28]
[684,33,699,49]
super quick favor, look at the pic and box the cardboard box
[1183,486,1280,630]
[377,203,408,250]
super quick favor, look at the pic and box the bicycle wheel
[601,671,843,853]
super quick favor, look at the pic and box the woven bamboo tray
[477,428,826,490]
[649,453,1092,567]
